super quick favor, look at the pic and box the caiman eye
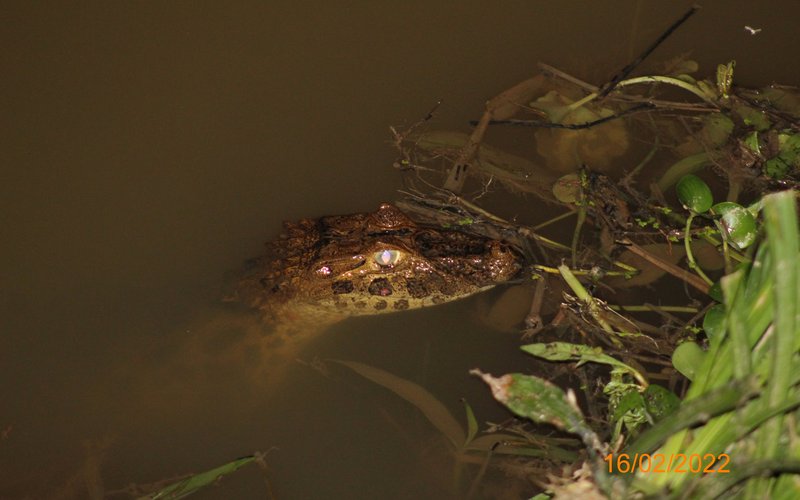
[373,249,401,267]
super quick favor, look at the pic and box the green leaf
[552,173,581,203]
[710,201,742,216]
[703,304,726,342]
[759,191,800,460]
[712,202,758,249]
[700,114,735,147]
[462,399,479,446]
[742,131,761,154]
[677,174,713,213]
[333,360,465,449]
[716,61,735,98]
[521,342,647,386]
[627,377,761,455]
[764,133,800,179]
[672,341,706,381]
[611,389,646,423]
[734,105,771,132]
[758,87,800,115]
[472,371,598,447]
[708,280,724,302]
[643,385,680,421]
[145,456,257,499]
[696,79,719,101]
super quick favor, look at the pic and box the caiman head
[234,203,522,327]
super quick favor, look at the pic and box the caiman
[206,203,522,384]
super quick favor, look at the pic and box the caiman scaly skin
[233,203,522,350]
[136,204,521,393]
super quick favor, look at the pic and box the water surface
[3,2,800,498]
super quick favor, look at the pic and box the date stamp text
[604,453,731,474]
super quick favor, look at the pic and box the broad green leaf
[672,341,706,381]
[703,304,726,342]
[708,280,724,302]
[611,389,646,424]
[710,201,744,216]
[522,342,647,386]
[700,113,734,147]
[677,174,713,213]
[733,105,770,132]
[758,87,800,115]
[712,202,758,249]
[742,131,761,154]
[472,371,597,446]
[552,173,581,203]
[627,377,761,455]
[643,385,680,421]
[764,133,800,179]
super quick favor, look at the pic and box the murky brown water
[3,2,800,498]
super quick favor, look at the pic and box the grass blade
[144,456,256,500]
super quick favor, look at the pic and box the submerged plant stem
[620,238,711,294]
[684,214,714,286]
[617,76,715,104]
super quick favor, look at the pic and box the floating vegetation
[384,5,800,498]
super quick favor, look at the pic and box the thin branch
[618,238,711,295]
[538,62,718,114]
[598,5,701,98]
[477,103,654,129]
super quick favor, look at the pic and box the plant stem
[684,213,714,286]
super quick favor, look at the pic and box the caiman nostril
[368,278,393,296]
[332,280,354,294]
